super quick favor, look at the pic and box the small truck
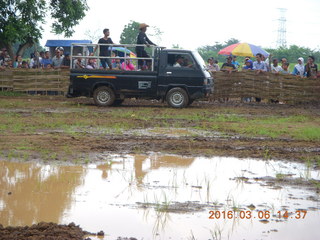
[67,44,213,108]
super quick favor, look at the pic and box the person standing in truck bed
[136,23,156,70]
[96,28,114,70]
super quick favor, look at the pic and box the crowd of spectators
[206,53,318,79]
[0,47,72,70]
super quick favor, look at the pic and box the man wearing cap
[136,23,156,70]
[52,49,64,68]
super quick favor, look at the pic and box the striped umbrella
[218,43,269,57]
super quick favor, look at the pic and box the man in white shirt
[271,58,283,73]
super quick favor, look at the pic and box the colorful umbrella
[111,47,136,58]
[218,43,269,57]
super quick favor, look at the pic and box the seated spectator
[52,49,64,68]
[112,56,121,70]
[73,53,85,69]
[271,58,283,73]
[280,62,290,74]
[206,57,220,72]
[29,51,42,68]
[253,53,268,73]
[6,59,13,68]
[86,58,98,69]
[173,55,184,67]
[292,57,305,77]
[221,56,237,73]
[13,55,23,68]
[21,61,29,68]
[60,52,71,69]
[46,63,53,69]
[262,55,270,72]
[183,57,193,68]
[56,47,64,57]
[304,56,318,78]
[242,59,253,70]
[213,60,220,71]
[121,58,135,71]
[281,57,288,65]
[41,51,52,68]
[0,48,7,64]
[0,48,12,68]
[231,56,240,69]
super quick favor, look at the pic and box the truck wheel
[93,86,115,106]
[166,87,189,108]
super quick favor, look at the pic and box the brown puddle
[0,154,320,240]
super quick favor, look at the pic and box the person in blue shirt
[232,56,240,69]
[253,53,268,73]
[41,51,52,68]
[242,59,253,70]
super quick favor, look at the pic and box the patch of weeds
[293,127,320,141]
[263,148,272,160]
[275,173,286,180]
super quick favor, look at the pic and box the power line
[277,8,287,48]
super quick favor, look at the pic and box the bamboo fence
[211,71,320,103]
[0,69,70,94]
[0,69,319,103]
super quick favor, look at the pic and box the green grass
[0,91,26,97]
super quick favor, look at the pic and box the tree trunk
[16,40,34,58]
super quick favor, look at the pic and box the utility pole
[277,8,287,48]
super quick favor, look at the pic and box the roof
[45,40,92,47]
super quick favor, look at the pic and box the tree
[0,0,89,59]
[265,45,320,63]
[120,20,163,46]
[197,38,240,63]
[119,20,140,45]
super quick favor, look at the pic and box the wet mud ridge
[0,222,90,240]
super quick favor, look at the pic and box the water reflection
[0,155,319,240]
[0,161,85,226]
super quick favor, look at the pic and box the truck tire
[166,87,189,108]
[93,86,115,106]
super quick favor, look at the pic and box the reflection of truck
[67,44,213,108]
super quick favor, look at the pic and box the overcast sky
[41,0,320,50]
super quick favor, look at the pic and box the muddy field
[0,96,319,239]
[0,96,319,162]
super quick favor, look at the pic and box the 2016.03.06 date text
[208,210,307,220]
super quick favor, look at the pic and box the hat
[298,57,303,62]
[246,59,253,63]
[65,52,70,56]
[139,23,149,29]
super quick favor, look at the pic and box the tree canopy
[0,0,88,58]
[119,20,140,45]
[197,38,240,63]
[197,39,320,65]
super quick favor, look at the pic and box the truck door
[157,51,204,96]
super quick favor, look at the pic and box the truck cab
[68,44,213,108]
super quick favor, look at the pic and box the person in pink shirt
[121,58,135,71]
